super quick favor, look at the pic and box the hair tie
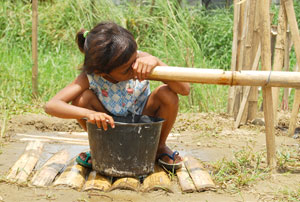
[83,31,89,38]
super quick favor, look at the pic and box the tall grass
[0,0,272,116]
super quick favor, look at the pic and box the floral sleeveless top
[87,73,150,116]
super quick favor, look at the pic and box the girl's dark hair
[76,22,137,74]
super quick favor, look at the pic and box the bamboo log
[184,156,215,191]
[31,150,69,187]
[272,1,287,124]
[284,0,300,137]
[141,165,172,192]
[53,160,89,190]
[6,141,44,183]
[32,0,38,97]
[176,162,196,193]
[110,177,140,192]
[148,67,300,88]
[83,170,111,191]
[259,0,276,169]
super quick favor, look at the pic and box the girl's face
[102,52,137,83]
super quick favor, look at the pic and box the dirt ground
[0,112,299,202]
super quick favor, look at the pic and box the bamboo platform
[7,134,215,193]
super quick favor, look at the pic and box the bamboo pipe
[148,66,300,88]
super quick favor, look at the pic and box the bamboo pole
[148,67,300,88]
[284,0,300,137]
[248,0,261,121]
[235,43,261,128]
[259,0,276,169]
[282,30,291,110]
[272,1,287,125]
[227,0,241,114]
[32,0,38,98]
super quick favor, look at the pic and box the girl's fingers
[106,115,115,128]
[132,61,138,79]
[100,116,108,131]
[137,63,144,81]
[141,64,148,80]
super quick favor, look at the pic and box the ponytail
[75,29,86,53]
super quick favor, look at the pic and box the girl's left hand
[132,55,159,81]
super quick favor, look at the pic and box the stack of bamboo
[226,0,300,168]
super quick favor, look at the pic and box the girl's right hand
[86,112,115,131]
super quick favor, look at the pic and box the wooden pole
[284,0,300,137]
[259,0,276,169]
[149,67,300,88]
[248,0,261,121]
[227,0,240,114]
[32,0,38,98]
[282,30,291,110]
[272,1,287,124]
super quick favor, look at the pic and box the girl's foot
[156,145,183,170]
[76,151,92,168]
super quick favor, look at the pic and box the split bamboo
[259,0,276,169]
[272,1,287,124]
[176,162,196,193]
[110,177,140,192]
[284,0,300,137]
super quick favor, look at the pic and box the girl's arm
[44,72,95,119]
[133,51,190,96]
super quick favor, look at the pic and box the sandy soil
[0,112,299,202]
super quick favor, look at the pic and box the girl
[45,22,190,170]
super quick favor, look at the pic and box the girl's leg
[72,89,109,165]
[72,89,109,131]
[142,84,182,164]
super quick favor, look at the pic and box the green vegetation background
[0,0,299,116]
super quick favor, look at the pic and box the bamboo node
[265,71,272,87]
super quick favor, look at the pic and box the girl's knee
[156,85,179,107]
[72,89,96,108]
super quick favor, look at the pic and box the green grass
[1,0,299,118]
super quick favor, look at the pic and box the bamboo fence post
[272,1,287,124]
[284,0,300,137]
[233,0,247,119]
[282,30,291,110]
[32,0,38,98]
[227,0,240,114]
[259,0,276,169]
[248,0,261,121]
[239,0,256,124]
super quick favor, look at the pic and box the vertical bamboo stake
[227,0,240,114]
[32,0,38,98]
[282,30,291,110]
[284,0,300,137]
[272,1,287,124]
[259,0,276,169]
[233,0,247,119]
[248,0,261,121]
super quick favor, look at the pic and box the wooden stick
[32,0,38,97]
[83,170,111,191]
[272,1,287,124]
[176,161,196,193]
[148,67,300,88]
[227,0,241,114]
[259,0,276,169]
[248,0,261,121]
[31,150,69,187]
[235,43,261,128]
[184,156,215,191]
[7,141,44,183]
[284,0,300,136]
[282,30,291,110]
